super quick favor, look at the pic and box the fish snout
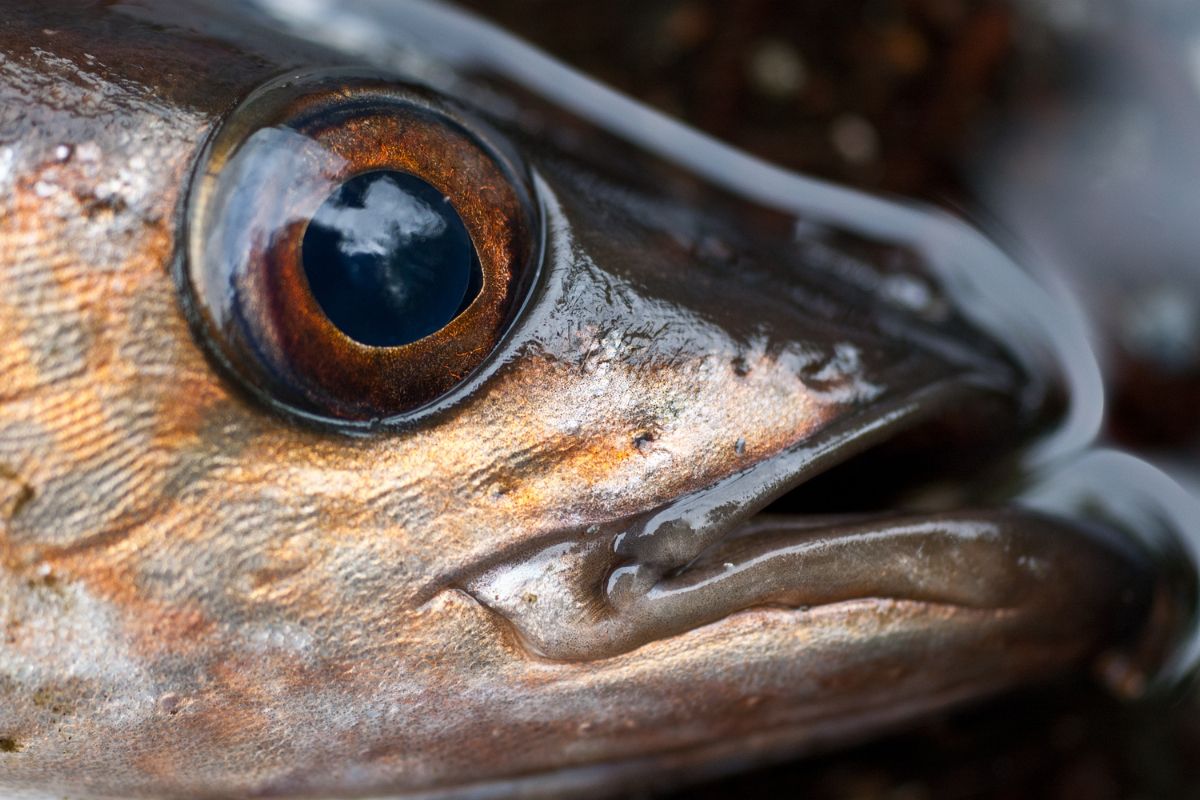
[463,173,1153,691]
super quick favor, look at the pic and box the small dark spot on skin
[81,193,128,217]
[0,465,35,521]
[10,485,33,518]
[24,574,58,591]
[32,687,70,717]
[158,693,183,715]
[632,432,656,451]
[25,565,61,594]
[250,564,305,590]
[731,356,750,377]
[0,738,22,753]
[522,593,538,605]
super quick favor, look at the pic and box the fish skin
[0,3,1164,798]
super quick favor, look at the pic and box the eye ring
[182,70,541,425]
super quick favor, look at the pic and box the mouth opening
[762,387,1046,517]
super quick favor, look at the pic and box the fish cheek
[0,180,233,563]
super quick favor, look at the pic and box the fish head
[0,2,1167,798]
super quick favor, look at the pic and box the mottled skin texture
[0,3,1160,799]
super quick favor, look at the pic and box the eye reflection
[301,170,482,347]
[184,71,538,423]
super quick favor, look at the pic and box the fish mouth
[463,375,1153,665]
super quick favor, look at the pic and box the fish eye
[182,71,539,424]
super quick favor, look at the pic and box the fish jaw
[466,508,1150,664]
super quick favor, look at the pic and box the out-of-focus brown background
[455,1,1200,796]
[463,0,1016,200]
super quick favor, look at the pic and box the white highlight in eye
[316,175,447,259]
[204,125,348,324]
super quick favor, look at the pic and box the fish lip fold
[463,378,1149,664]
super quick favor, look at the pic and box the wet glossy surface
[0,1,1196,799]
[302,169,482,347]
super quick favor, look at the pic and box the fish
[0,1,1194,798]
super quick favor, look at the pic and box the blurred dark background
[456,1,1200,797]
[461,0,1006,198]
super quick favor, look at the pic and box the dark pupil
[301,170,482,347]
